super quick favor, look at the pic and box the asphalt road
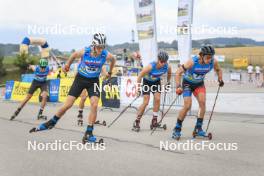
[0,100,264,176]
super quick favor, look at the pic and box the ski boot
[172,123,182,140]
[132,119,140,132]
[77,113,83,126]
[10,108,21,121]
[192,119,212,140]
[82,134,103,144]
[192,127,212,140]
[29,116,59,133]
[150,116,158,130]
[95,120,107,126]
[82,126,103,144]
[150,116,167,131]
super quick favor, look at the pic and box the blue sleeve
[22,37,30,45]
[102,50,108,58]
[34,66,39,74]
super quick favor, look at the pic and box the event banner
[120,76,153,107]
[134,0,158,66]
[177,0,194,64]
[58,78,102,107]
[5,80,15,100]
[49,79,60,102]
[11,81,40,103]
[101,77,120,108]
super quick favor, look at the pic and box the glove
[63,64,70,72]
[106,72,112,79]
[218,79,224,87]
[176,86,183,95]
[136,85,142,97]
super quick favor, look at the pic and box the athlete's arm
[175,59,194,88]
[214,59,223,81]
[137,64,152,85]
[106,52,116,75]
[167,65,172,83]
[28,65,36,72]
[64,49,84,71]
[101,65,108,77]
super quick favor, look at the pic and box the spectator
[255,65,261,80]
[262,66,264,87]
[247,63,253,82]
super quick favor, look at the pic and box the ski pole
[108,95,140,128]
[161,91,167,117]
[151,95,180,135]
[205,86,221,133]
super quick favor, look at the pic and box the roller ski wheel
[77,114,83,126]
[94,120,107,126]
[29,127,37,133]
[150,117,158,130]
[10,115,16,121]
[172,133,181,141]
[132,126,140,132]
[82,135,104,144]
[77,119,83,126]
[162,124,167,130]
[192,130,212,140]
[151,123,167,131]
[38,115,47,120]
[150,124,153,130]
[10,108,21,121]
[132,119,140,132]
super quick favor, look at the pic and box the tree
[14,53,38,72]
[0,56,7,76]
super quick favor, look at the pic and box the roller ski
[10,108,21,121]
[132,119,140,132]
[37,115,47,120]
[192,128,212,140]
[77,114,83,126]
[82,126,104,144]
[29,116,59,133]
[192,119,212,140]
[94,120,106,126]
[82,134,104,144]
[150,116,167,130]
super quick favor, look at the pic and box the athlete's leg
[193,86,207,136]
[152,92,161,127]
[37,90,48,118]
[137,94,150,119]
[78,89,87,118]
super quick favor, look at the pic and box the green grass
[3,56,16,65]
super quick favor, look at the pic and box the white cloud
[194,0,264,27]
[0,0,263,48]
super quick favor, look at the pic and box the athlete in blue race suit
[10,58,50,120]
[132,51,172,132]
[30,33,116,143]
[172,46,224,139]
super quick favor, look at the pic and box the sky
[0,0,263,50]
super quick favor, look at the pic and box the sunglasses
[160,60,167,64]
